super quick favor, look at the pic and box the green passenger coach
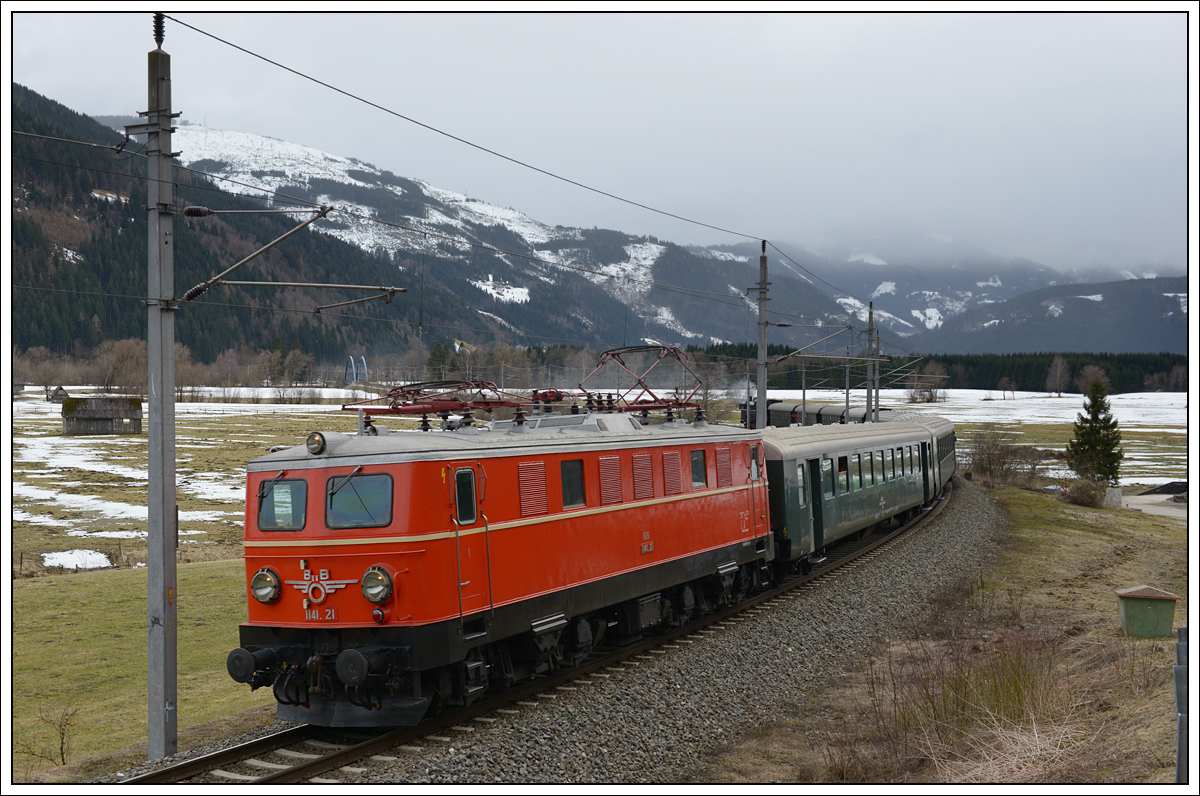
[762,418,956,572]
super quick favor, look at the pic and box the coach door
[920,443,931,504]
[450,462,493,635]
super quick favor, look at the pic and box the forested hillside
[13,85,489,362]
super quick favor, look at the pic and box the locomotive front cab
[229,433,445,726]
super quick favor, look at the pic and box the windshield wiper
[258,470,287,502]
[327,465,363,506]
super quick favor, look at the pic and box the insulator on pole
[183,206,212,217]
[154,12,164,47]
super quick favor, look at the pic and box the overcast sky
[8,10,1194,274]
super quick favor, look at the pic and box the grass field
[689,483,1188,783]
[7,388,1190,782]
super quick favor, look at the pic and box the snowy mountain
[729,237,1069,340]
[167,125,852,348]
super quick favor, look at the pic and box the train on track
[226,347,956,726]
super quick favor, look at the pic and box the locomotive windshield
[326,473,393,529]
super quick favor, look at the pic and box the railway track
[124,481,953,784]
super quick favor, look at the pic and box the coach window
[822,458,835,499]
[796,462,807,507]
[852,454,864,490]
[690,450,707,489]
[561,459,586,509]
[837,456,850,494]
[876,450,885,484]
[455,468,477,526]
[887,449,895,480]
[326,472,393,529]
[258,477,307,531]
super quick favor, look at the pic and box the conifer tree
[1065,381,1123,485]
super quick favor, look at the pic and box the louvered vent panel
[663,451,683,495]
[518,461,548,516]
[599,455,623,505]
[716,447,733,488]
[632,453,654,500]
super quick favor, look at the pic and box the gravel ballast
[358,476,1005,784]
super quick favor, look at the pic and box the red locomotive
[227,346,955,726]
[228,348,772,726]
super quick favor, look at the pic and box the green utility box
[1115,585,1180,638]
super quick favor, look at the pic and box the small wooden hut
[62,396,143,435]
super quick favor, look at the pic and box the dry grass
[689,484,1186,784]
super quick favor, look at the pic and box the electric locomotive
[227,354,773,726]
[226,348,956,727]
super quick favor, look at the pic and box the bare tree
[997,376,1016,400]
[90,339,147,395]
[15,703,80,766]
[905,361,948,403]
[1046,355,1070,396]
[1167,363,1187,392]
[1075,364,1110,395]
[25,346,64,399]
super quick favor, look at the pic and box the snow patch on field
[43,549,111,570]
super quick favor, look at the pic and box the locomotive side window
[258,478,307,531]
[455,468,477,526]
[561,459,586,509]
[750,445,760,481]
[326,473,393,529]
[822,458,835,499]
[690,450,707,489]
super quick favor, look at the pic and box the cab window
[561,459,586,509]
[326,473,392,529]
[690,450,707,489]
[455,468,477,525]
[258,478,307,531]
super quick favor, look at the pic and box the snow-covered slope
[170,126,845,345]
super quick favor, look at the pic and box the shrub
[1062,479,1104,507]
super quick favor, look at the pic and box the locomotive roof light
[250,567,282,604]
[361,566,394,604]
[306,431,327,455]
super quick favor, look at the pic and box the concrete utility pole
[756,241,768,431]
[126,13,178,759]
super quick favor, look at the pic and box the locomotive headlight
[250,567,282,604]
[306,432,327,455]
[361,566,394,603]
